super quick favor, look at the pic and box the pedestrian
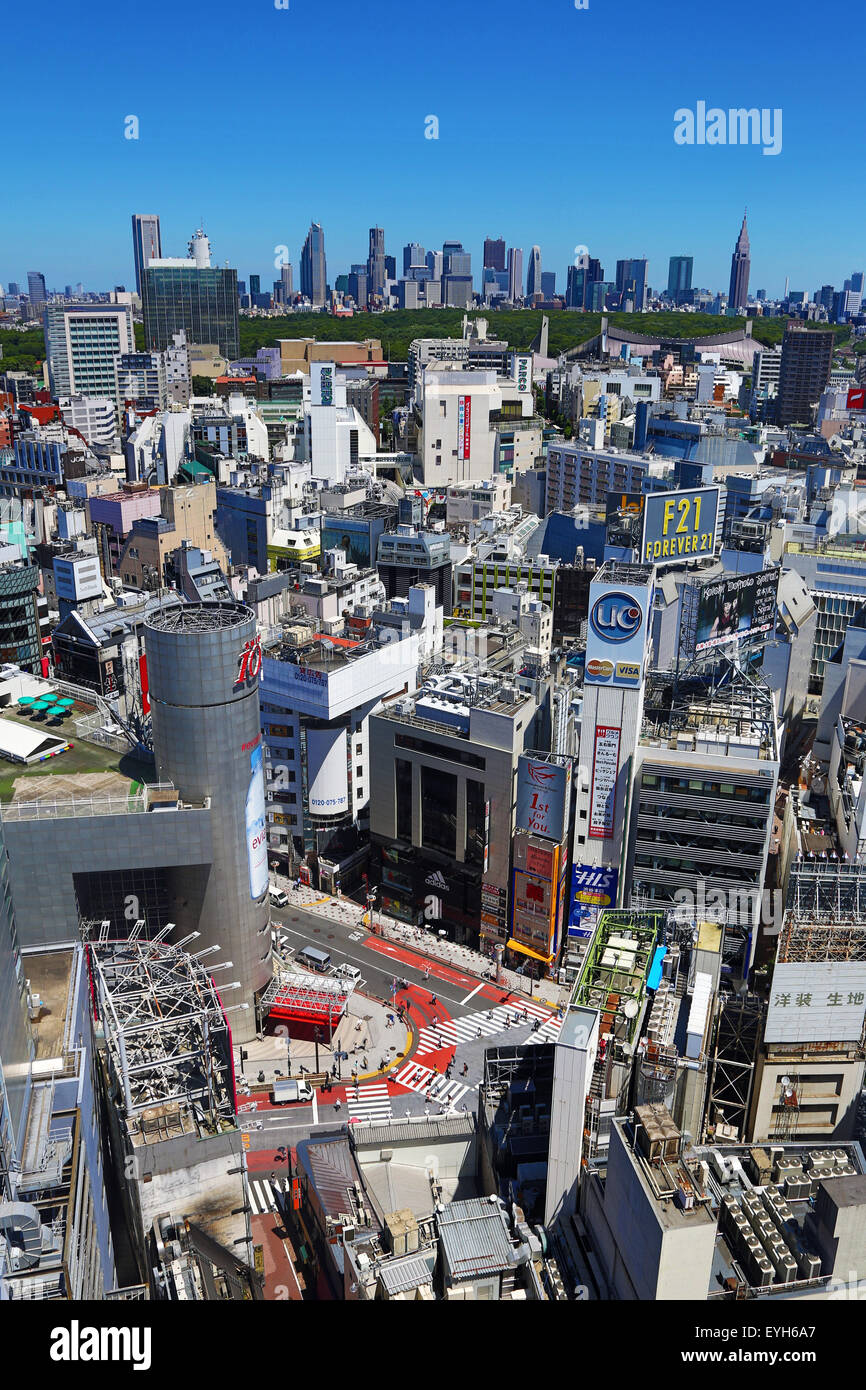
[335,1098,341,1111]
[477,1028,482,1039]
[462,1063,469,1077]
[430,994,437,1006]
[521,1009,528,1021]
[532,1018,540,1032]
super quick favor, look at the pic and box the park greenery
[3,310,852,381]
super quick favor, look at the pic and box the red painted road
[364,935,490,991]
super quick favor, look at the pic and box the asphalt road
[241,905,549,1156]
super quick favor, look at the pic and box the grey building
[301,223,327,307]
[4,603,272,1042]
[667,255,693,304]
[131,214,162,296]
[27,271,47,308]
[728,214,751,314]
[776,323,835,427]
[142,261,239,360]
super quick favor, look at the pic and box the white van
[334,963,361,984]
[269,883,289,909]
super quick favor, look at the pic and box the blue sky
[3,0,861,298]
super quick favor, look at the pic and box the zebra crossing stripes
[414,1000,558,1056]
[524,1015,563,1045]
[248,1177,280,1216]
[393,1060,469,1109]
[347,1082,392,1122]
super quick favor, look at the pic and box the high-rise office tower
[426,250,443,281]
[249,274,260,296]
[301,222,327,306]
[567,259,604,309]
[616,258,648,310]
[384,255,396,281]
[667,255,693,303]
[507,247,523,303]
[45,302,135,406]
[850,271,865,295]
[728,213,751,313]
[131,214,162,296]
[541,271,556,299]
[368,227,386,297]
[442,241,471,277]
[27,271,47,307]
[141,228,239,358]
[280,262,294,302]
[526,246,543,298]
[404,242,425,274]
[483,237,506,272]
[776,322,835,426]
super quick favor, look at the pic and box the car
[334,963,361,983]
[269,883,289,908]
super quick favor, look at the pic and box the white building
[417,355,534,487]
[45,303,135,419]
[59,395,118,449]
[445,476,511,527]
[259,594,437,883]
[303,361,378,486]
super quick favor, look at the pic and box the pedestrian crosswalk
[248,1177,280,1216]
[414,999,559,1056]
[347,1082,392,1123]
[393,1060,470,1110]
[524,1014,564,1045]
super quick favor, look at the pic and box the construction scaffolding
[776,915,866,964]
[89,929,240,1131]
[705,992,763,1141]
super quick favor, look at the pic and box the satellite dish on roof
[780,1075,791,1087]
[623,999,639,1019]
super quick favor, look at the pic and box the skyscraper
[507,247,523,303]
[249,274,261,297]
[280,262,294,302]
[404,242,425,275]
[141,230,239,358]
[131,214,162,296]
[301,222,327,306]
[483,237,506,272]
[615,259,648,310]
[45,302,135,405]
[667,255,693,304]
[27,271,47,308]
[526,246,543,298]
[541,271,556,299]
[368,227,386,297]
[728,213,751,313]
[776,322,834,426]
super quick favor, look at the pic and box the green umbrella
[55,697,75,707]
[32,697,54,708]
[17,696,35,706]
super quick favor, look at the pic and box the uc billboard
[584,577,653,688]
[640,486,720,566]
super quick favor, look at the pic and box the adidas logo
[425,870,448,890]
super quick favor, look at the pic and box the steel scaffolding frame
[90,935,239,1125]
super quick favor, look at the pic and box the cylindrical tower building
[145,603,271,1041]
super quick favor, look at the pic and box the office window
[422,765,457,856]
[465,778,486,865]
[395,758,412,841]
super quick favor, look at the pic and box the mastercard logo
[587,659,614,679]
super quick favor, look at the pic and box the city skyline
[5,206,862,306]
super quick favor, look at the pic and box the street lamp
[314,1026,321,1074]
[366,890,376,934]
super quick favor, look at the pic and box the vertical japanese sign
[588,725,620,840]
[458,395,471,461]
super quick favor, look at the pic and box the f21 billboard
[584,579,652,688]
[694,569,779,653]
[640,487,720,566]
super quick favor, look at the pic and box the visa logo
[615,662,641,681]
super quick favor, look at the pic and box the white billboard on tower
[306,727,349,815]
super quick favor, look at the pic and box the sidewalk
[235,988,411,1094]
[275,874,568,1010]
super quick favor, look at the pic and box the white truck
[271,1078,314,1104]
[269,883,289,909]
